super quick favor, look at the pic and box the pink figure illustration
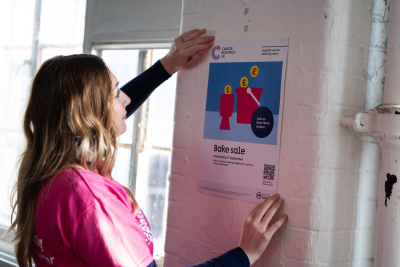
[219,94,234,130]
[235,87,263,124]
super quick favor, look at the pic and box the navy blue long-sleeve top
[121,60,172,118]
[120,60,250,267]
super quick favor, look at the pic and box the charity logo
[211,46,221,60]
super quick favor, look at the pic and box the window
[100,48,176,264]
[0,0,86,227]
[0,1,175,265]
[0,0,86,263]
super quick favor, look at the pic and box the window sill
[0,225,14,256]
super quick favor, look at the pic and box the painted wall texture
[165,0,375,266]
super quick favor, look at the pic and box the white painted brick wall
[165,0,373,266]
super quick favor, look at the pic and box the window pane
[102,49,139,145]
[102,49,140,188]
[112,147,132,187]
[0,0,36,227]
[135,150,170,259]
[147,49,177,149]
[0,0,86,227]
[39,0,86,47]
[101,48,176,262]
[135,49,177,260]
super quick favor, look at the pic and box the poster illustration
[198,37,288,203]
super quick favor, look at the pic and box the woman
[5,29,287,267]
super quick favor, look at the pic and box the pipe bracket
[375,104,400,114]
[354,112,373,134]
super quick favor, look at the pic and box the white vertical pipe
[352,1,388,265]
[383,0,400,104]
[352,137,381,266]
[373,0,400,265]
[374,139,400,267]
[364,0,389,112]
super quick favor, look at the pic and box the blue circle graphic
[251,106,274,138]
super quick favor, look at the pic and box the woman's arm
[121,29,215,118]
[147,247,249,267]
[189,247,250,267]
[121,60,171,118]
[147,195,287,267]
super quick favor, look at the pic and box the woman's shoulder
[37,168,133,228]
[41,168,131,208]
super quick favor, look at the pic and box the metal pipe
[364,0,389,112]
[373,113,400,267]
[342,1,400,265]
[383,0,400,104]
[30,0,42,78]
[351,1,389,266]
[373,0,400,264]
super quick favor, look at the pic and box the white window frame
[93,42,172,195]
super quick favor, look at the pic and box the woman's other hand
[160,29,214,75]
[238,194,288,265]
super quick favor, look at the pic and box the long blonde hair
[5,54,138,267]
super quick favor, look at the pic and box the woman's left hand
[160,29,214,75]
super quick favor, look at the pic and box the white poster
[198,37,288,203]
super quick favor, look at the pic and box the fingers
[183,35,214,49]
[175,29,200,42]
[184,42,213,57]
[181,29,206,43]
[186,50,204,67]
[165,28,215,73]
[245,203,262,221]
[265,214,288,239]
[253,194,280,223]
[260,198,283,229]
[238,198,287,266]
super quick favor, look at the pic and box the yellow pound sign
[250,65,259,77]
[240,77,249,87]
[224,85,232,94]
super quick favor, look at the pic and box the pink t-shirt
[33,168,154,267]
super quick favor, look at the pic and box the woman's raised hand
[238,194,288,266]
[160,29,214,75]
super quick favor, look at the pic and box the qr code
[263,164,275,180]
